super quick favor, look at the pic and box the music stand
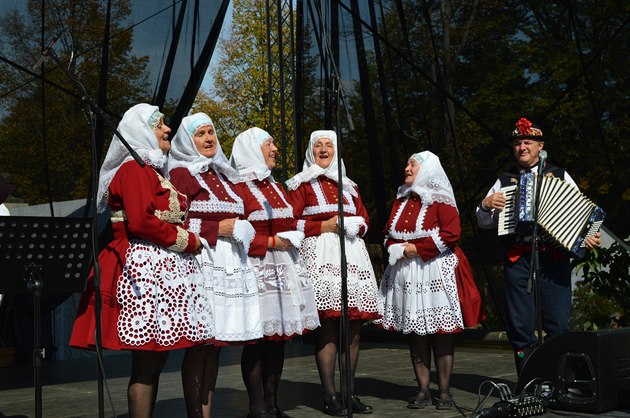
[0,216,92,418]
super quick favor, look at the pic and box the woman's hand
[403,242,418,258]
[275,237,293,251]
[218,217,238,237]
[321,215,339,234]
[268,235,293,251]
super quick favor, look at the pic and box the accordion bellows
[498,172,605,258]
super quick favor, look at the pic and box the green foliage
[570,238,630,330]
[0,0,151,205]
[570,280,623,331]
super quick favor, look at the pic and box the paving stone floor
[1,331,629,418]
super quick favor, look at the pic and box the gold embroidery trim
[110,210,127,223]
[154,173,186,224]
[168,226,190,252]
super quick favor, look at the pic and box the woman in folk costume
[169,113,262,418]
[229,127,320,418]
[70,104,209,418]
[285,130,381,416]
[379,151,483,411]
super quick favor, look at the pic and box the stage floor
[1,330,629,418]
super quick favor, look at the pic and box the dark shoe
[351,396,373,414]
[407,388,430,409]
[435,389,454,410]
[268,408,291,418]
[322,395,346,416]
[514,347,534,375]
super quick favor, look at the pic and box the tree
[193,0,320,180]
[0,0,151,205]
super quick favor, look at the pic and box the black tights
[314,318,363,398]
[241,340,286,414]
[128,350,169,418]
[182,345,221,418]
[409,333,454,400]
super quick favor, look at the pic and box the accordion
[497,172,605,258]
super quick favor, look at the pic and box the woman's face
[155,117,172,153]
[404,158,421,186]
[261,138,278,169]
[312,137,335,169]
[193,124,218,158]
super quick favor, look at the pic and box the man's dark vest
[499,163,564,188]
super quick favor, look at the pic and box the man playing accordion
[476,117,601,375]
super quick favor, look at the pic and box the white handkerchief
[277,230,305,249]
[339,216,366,238]
[232,219,255,254]
[387,243,406,266]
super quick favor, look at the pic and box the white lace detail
[251,250,320,337]
[301,234,382,315]
[341,216,366,238]
[232,220,255,254]
[396,151,458,209]
[388,243,406,266]
[379,250,463,334]
[117,238,213,346]
[387,199,432,241]
[188,218,201,234]
[432,234,448,253]
[189,172,245,214]
[246,180,294,221]
[302,179,356,216]
[296,219,306,232]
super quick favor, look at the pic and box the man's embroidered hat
[511,117,543,140]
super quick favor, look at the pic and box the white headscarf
[229,127,273,182]
[168,112,240,181]
[396,151,457,209]
[285,130,357,197]
[96,103,167,213]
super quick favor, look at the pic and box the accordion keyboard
[497,185,517,236]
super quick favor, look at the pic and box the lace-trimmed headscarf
[285,130,357,197]
[396,151,457,209]
[229,127,273,182]
[168,112,240,181]
[96,103,167,213]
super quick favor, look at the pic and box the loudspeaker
[515,328,630,413]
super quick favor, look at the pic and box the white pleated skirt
[379,249,463,335]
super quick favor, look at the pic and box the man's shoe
[322,395,346,416]
[351,396,373,414]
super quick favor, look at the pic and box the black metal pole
[330,74,353,417]
[527,168,545,347]
[25,263,44,418]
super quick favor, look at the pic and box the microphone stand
[526,153,547,348]
[329,73,353,416]
[41,45,144,418]
[317,7,355,413]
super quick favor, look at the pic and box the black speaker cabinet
[515,328,630,413]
